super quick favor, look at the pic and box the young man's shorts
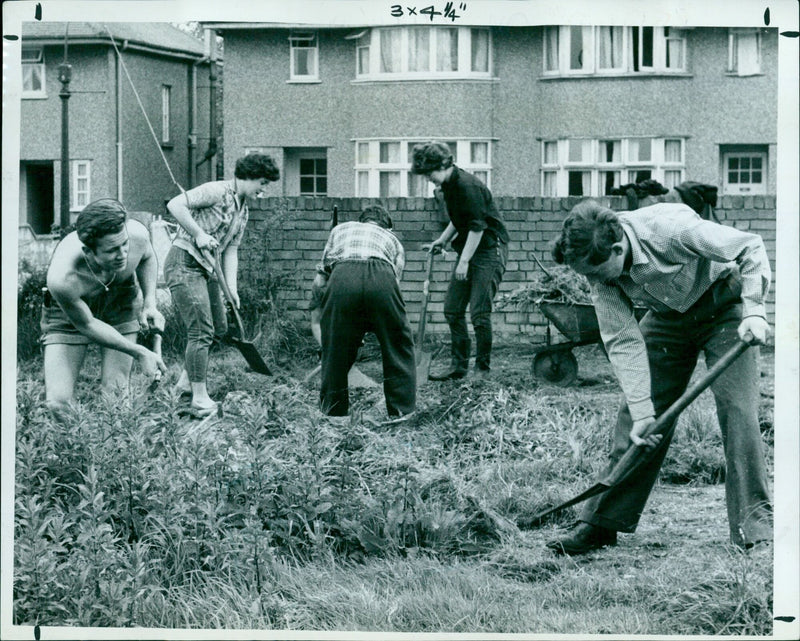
[40,278,142,345]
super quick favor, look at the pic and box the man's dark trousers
[443,242,507,371]
[581,273,772,547]
[320,259,416,417]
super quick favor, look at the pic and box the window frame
[71,160,91,211]
[540,137,685,197]
[354,138,493,197]
[289,31,319,82]
[299,155,328,196]
[543,25,687,77]
[22,47,47,98]
[355,26,492,80]
[721,147,767,195]
[727,28,762,76]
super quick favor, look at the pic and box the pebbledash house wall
[237,195,777,342]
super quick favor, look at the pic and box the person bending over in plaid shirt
[317,205,416,418]
[546,199,772,555]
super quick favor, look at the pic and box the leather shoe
[546,521,617,556]
[429,367,468,381]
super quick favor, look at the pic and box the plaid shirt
[321,221,404,280]
[173,180,248,271]
[592,203,771,422]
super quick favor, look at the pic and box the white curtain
[471,29,489,72]
[436,28,458,71]
[380,172,401,197]
[664,140,681,163]
[665,28,684,69]
[471,142,488,164]
[409,28,430,72]
[598,26,622,69]
[380,29,401,72]
[545,27,559,71]
[379,142,400,164]
[357,171,369,197]
[542,172,557,197]
[737,32,759,76]
[543,141,558,165]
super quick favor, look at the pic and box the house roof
[21,22,207,59]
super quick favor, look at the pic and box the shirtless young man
[41,198,166,415]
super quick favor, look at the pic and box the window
[728,29,761,76]
[299,157,327,196]
[355,138,492,197]
[543,25,686,76]
[540,138,684,197]
[161,85,171,145]
[72,161,91,210]
[721,146,767,195]
[22,48,46,97]
[290,32,318,81]
[355,27,491,79]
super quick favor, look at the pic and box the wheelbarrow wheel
[532,350,578,386]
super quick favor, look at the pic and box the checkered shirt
[173,180,248,271]
[321,221,405,280]
[592,202,771,422]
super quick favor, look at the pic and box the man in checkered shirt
[316,205,416,418]
[546,199,772,555]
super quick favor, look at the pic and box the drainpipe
[208,28,218,181]
[188,61,197,187]
[115,41,128,201]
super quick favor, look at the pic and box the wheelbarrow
[532,301,647,386]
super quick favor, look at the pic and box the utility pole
[58,28,72,233]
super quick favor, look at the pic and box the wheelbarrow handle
[530,252,556,280]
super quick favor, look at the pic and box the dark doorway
[23,162,55,234]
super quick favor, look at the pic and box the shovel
[208,249,273,376]
[528,339,751,526]
[415,250,437,385]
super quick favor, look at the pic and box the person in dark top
[411,141,509,380]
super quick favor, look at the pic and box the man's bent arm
[592,283,655,422]
[50,283,151,359]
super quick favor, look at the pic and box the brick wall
[238,195,777,343]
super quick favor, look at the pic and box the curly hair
[359,204,393,230]
[234,153,280,182]
[552,199,623,267]
[76,198,128,251]
[410,141,454,175]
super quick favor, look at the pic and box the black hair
[76,198,127,250]
[359,204,393,230]
[234,153,280,182]
[552,199,623,266]
[410,141,454,175]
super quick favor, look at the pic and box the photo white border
[3,1,798,640]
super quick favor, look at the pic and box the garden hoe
[415,249,437,385]
[528,338,752,526]
[146,325,164,393]
[207,249,273,376]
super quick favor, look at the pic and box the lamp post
[58,62,72,233]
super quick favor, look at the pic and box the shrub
[17,260,48,362]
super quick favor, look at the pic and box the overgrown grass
[12,329,775,633]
